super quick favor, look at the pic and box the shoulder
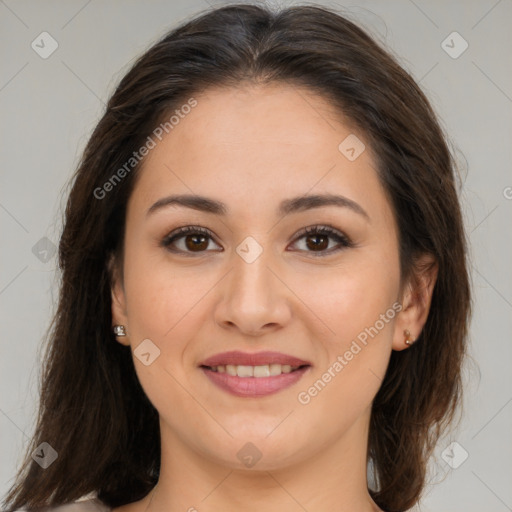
[19,497,112,512]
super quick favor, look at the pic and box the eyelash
[161,224,353,257]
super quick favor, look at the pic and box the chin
[205,428,313,471]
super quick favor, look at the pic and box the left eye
[161,225,352,256]
[291,225,352,255]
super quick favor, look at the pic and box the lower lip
[201,366,310,397]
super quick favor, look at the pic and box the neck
[141,409,382,512]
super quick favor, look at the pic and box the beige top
[19,497,112,512]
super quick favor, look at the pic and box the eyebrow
[146,193,369,220]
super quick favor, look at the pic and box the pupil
[306,234,328,251]
[186,235,208,251]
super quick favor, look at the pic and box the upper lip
[199,351,311,368]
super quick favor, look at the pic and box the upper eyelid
[162,224,351,249]
[164,225,216,240]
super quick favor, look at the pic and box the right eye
[161,225,222,255]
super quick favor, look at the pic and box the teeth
[254,365,270,377]
[269,363,281,376]
[212,364,299,377]
[237,365,253,377]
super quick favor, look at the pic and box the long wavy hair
[2,4,471,512]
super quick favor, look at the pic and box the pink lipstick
[199,350,311,398]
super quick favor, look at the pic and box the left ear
[392,253,438,351]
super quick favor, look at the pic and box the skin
[110,83,437,512]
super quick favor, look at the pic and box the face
[111,83,428,472]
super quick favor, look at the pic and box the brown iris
[305,233,329,251]
[185,234,209,251]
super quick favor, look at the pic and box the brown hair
[2,4,471,512]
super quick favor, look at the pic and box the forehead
[128,83,390,225]
[165,83,355,151]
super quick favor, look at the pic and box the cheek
[121,241,190,344]
[294,252,399,411]
[299,252,400,342]
[121,248,207,416]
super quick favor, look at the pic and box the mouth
[199,351,312,397]
[200,363,309,377]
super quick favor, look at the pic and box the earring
[113,325,126,337]
[404,329,415,346]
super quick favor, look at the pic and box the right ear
[108,253,130,347]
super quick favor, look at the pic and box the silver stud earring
[113,325,126,337]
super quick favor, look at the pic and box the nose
[214,241,292,336]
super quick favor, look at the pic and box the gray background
[1,1,511,510]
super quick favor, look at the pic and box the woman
[2,3,471,512]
